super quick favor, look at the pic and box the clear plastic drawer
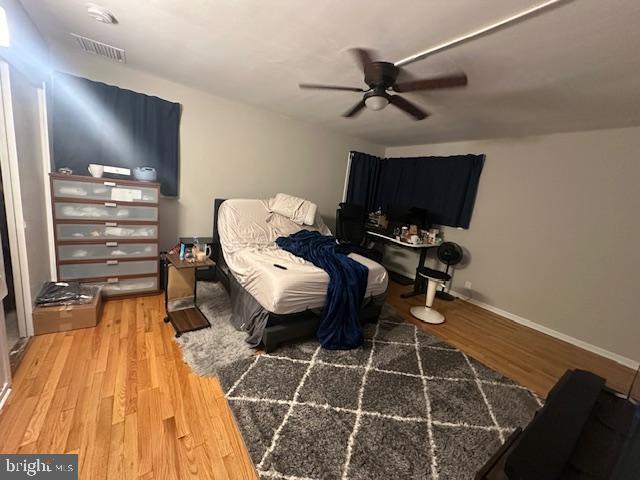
[52,178,158,203]
[87,277,159,297]
[58,243,158,261]
[55,202,158,222]
[59,260,157,280]
[56,223,158,241]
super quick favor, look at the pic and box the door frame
[0,307,10,409]
[0,61,30,338]
[0,61,15,408]
[0,246,10,409]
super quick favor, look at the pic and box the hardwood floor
[0,294,257,479]
[0,283,635,478]
[386,281,636,397]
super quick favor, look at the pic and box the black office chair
[335,203,383,263]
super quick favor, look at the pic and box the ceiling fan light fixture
[365,94,389,111]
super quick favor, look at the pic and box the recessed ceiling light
[86,3,118,25]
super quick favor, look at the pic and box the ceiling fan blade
[393,72,468,93]
[342,99,366,118]
[348,48,376,73]
[299,83,365,92]
[389,95,429,120]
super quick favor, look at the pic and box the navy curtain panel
[346,151,485,229]
[345,151,381,213]
[50,72,181,196]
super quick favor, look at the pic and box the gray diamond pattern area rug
[216,307,543,480]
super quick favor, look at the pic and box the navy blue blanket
[276,230,368,350]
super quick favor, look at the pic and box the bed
[211,198,388,351]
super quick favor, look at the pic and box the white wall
[385,127,640,365]
[0,0,50,84]
[53,48,383,249]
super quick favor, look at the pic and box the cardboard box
[33,291,103,335]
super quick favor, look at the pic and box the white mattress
[218,198,388,314]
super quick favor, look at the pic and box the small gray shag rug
[174,282,254,376]
[176,283,543,479]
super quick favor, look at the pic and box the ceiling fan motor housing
[365,62,400,90]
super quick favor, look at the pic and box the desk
[366,230,440,298]
[164,253,215,337]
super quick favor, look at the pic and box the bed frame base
[261,300,383,353]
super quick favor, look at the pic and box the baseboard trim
[449,290,639,370]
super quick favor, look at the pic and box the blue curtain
[50,72,181,196]
[346,151,485,229]
[345,151,382,213]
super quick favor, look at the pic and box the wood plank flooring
[0,294,257,479]
[386,281,636,397]
[0,283,635,478]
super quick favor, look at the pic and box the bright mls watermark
[1,455,77,479]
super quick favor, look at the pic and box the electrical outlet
[464,281,472,289]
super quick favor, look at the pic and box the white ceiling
[19,0,640,146]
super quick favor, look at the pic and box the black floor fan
[435,242,463,301]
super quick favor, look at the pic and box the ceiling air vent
[71,33,126,63]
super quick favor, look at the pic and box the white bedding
[218,198,388,314]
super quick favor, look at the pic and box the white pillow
[270,193,318,226]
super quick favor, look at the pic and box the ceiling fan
[299,48,468,120]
